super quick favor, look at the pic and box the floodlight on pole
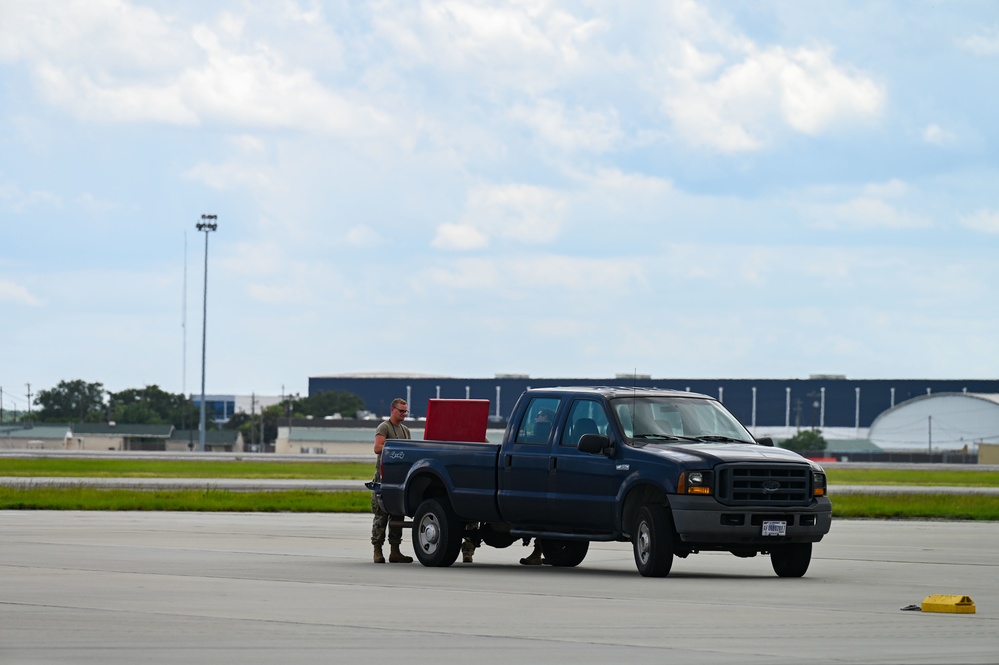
[196,214,217,453]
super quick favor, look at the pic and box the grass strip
[0,459,373,479]
[831,493,999,521]
[825,468,999,487]
[2,487,998,521]
[0,487,372,513]
[2,460,998,487]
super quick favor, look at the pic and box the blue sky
[1,1,997,407]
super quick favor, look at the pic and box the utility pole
[196,214,218,453]
[182,229,188,438]
[25,383,32,424]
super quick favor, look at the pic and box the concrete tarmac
[1,512,997,665]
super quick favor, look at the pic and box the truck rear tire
[539,539,589,567]
[633,504,674,577]
[412,498,463,567]
[770,543,811,578]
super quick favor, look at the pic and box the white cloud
[180,24,387,134]
[378,1,603,78]
[4,3,387,135]
[345,225,382,248]
[959,25,999,56]
[794,180,931,231]
[581,168,674,198]
[416,259,503,293]
[778,47,884,134]
[922,123,956,146]
[662,45,885,152]
[429,183,570,253]
[0,0,193,70]
[0,179,61,212]
[460,184,567,245]
[415,253,646,303]
[860,179,909,199]
[228,134,267,154]
[183,133,274,189]
[508,99,623,153]
[76,193,118,214]
[962,209,999,234]
[806,197,930,231]
[219,241,284,277]
[4,1,888,157]
[35,63,198,124]
[0,280,41,306]
[184,160,271,190]
[431,224,490,251]
[506,254,646,291]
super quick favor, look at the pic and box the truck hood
[639,442,822,469]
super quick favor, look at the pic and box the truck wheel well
[406,473,449,515]
[622,484,668,537]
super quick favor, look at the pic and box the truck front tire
[412,498,463,567]
[770,542,811,578]
[633,504,675,577]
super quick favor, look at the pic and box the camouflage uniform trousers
[462,524,477,558]
[371,489,478,555]
[370,491,403,546]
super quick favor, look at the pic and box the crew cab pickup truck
[375,386,832,577]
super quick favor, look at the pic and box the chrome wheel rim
[418,514,440,554]
[637,521,651,565]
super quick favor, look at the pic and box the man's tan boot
[389,543,413,563]
[373,545,385,564]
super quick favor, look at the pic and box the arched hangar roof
[868,392,999,450]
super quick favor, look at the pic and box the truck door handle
[504,454,513,468]
[548,457,557,472]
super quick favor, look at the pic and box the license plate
[762,520,787,536]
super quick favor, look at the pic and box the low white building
[274,421,508,455]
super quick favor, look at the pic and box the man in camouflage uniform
[371,398,414,563]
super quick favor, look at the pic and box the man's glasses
[394,407,408,414]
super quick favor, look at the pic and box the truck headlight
[812,471,827,497]
[678,470,713,495]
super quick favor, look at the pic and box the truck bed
[380,439,503,522]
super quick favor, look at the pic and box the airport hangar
[308,373,999,433]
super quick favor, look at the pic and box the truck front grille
[715,464,811,506]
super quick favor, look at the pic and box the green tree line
[18,379,365,444]
[779,428,828,453]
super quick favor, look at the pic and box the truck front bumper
[669,495,832,545]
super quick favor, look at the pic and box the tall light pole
[196,215,218,452]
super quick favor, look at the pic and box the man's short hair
[391,398,408,410]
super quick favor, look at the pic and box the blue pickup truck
[376,386,832,577]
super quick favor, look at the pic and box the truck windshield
[610,396,753,444]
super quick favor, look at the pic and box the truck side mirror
[578,433,610,455]
[755,436,774,447]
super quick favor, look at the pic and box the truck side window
[560,399,609,447]
[515,397,561,444]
